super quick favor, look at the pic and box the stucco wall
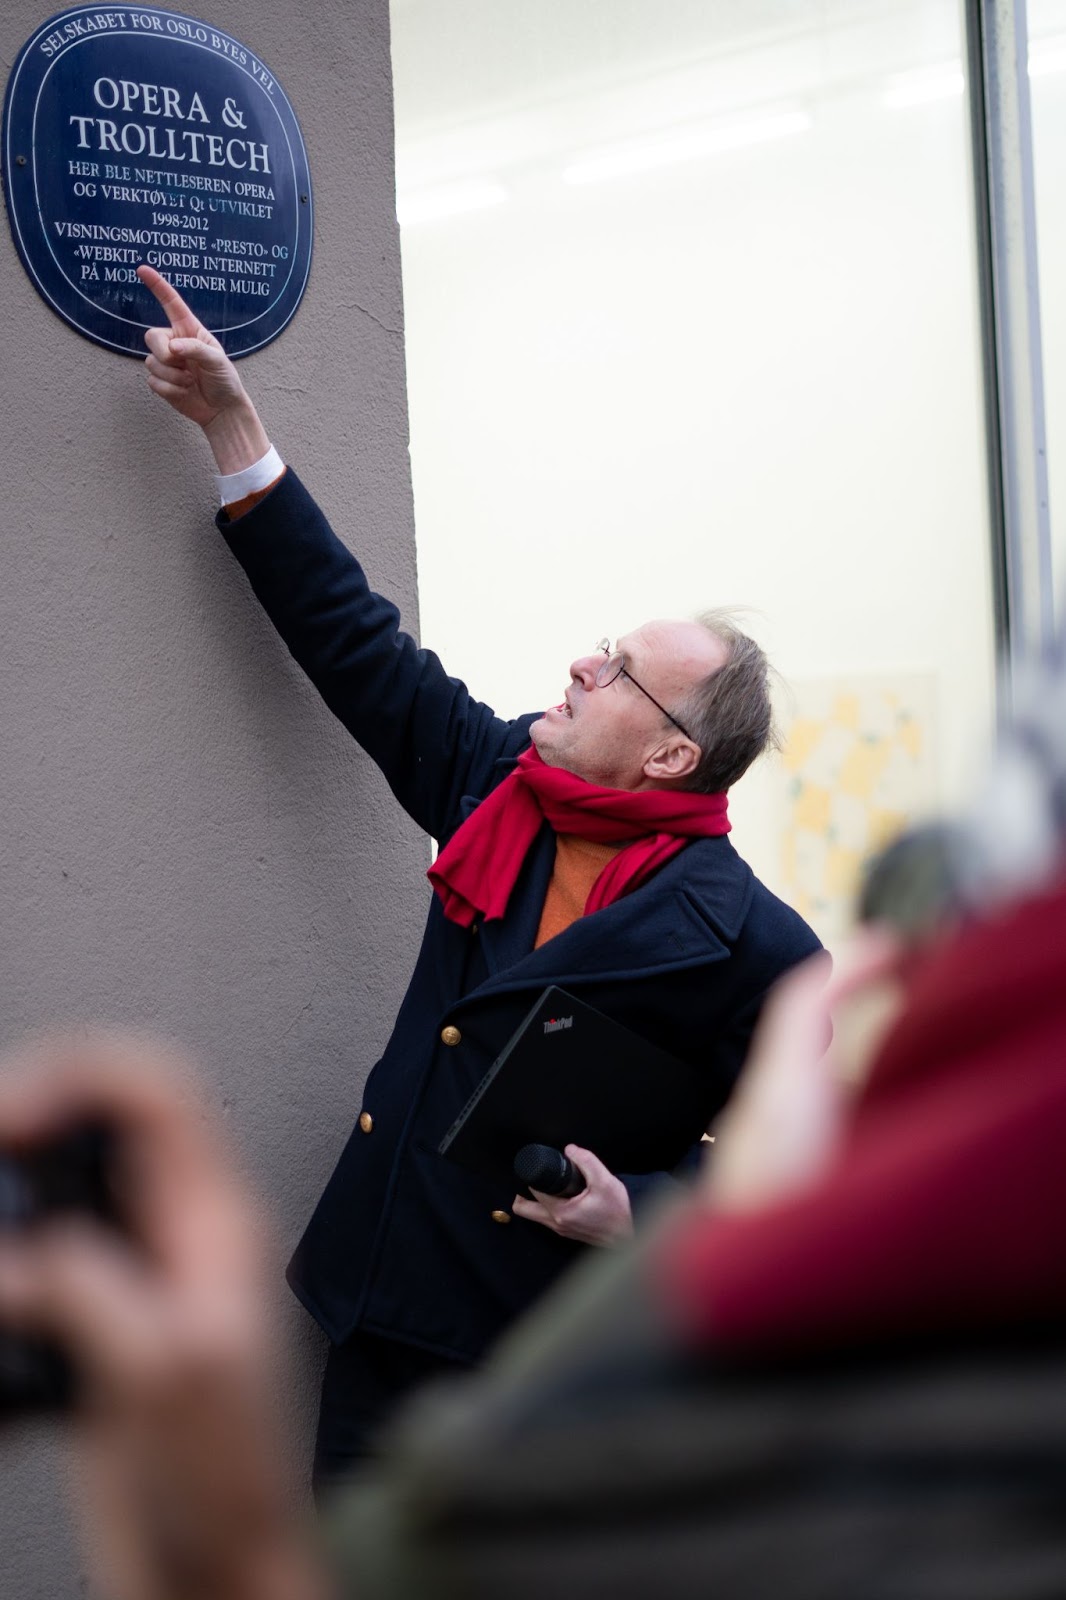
[0,1,421,1591]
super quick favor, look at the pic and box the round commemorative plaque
[2,6,313,357]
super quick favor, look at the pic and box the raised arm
[137,269,523,838]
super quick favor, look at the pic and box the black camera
[0,1125,116,1415]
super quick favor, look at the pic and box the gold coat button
[358,1112,374,1133]
[440,1025,462,1047]
[490,1209,511,1225]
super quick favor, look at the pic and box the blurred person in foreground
[2,826,1066,1596]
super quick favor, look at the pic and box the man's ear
[643,737,701,785]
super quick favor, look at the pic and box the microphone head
[513,1142,572,1194]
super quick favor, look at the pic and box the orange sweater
[535,835,623,947]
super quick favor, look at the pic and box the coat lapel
[473,835,754,999]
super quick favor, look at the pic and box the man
[135,265,821,1483]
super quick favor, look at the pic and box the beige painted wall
[0,1,420,1590]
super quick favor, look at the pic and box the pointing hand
[138,265,269,472]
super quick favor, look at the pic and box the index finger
[0,1034,249,1269]
[0,1034,228,1211]
[0,1032,194,1137]
[136,263,201,336]
[563,1144,605,1186]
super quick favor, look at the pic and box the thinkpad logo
[543,1015,573,1034]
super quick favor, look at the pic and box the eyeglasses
[594,638,695,742]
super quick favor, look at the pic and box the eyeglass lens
[594,639,623,688]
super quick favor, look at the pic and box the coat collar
[473,825,753,996]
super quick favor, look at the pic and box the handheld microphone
[513,1143,585,1198]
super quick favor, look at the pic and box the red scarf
[655,873,1066,1357]
[428,745,730,927]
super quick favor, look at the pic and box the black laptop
[438,986,712,1187]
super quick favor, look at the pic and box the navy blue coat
[220,470,822,1363]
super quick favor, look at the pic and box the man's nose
[569,653,600,688]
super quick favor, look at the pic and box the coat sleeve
[218,468,530,841]
[618,1140,705,1215]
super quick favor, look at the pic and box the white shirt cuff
[215,444,285,506]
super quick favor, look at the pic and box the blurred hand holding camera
[0,1035,326,1600]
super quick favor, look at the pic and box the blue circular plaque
[2,6,313,357]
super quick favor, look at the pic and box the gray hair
[676,609,779,793]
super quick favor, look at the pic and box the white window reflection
[1030,0,1066,630]
[391,0,997,946]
